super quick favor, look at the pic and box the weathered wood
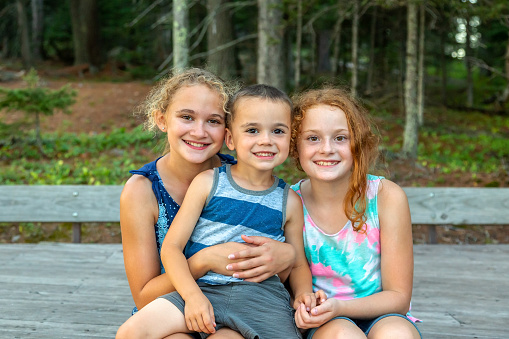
[0,243,508,338]
[2,186,508,225]
[0,185,123,222]
[403,187,509,224]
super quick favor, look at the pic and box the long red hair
[290,87,379,232]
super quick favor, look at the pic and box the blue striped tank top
[184,164,289,285]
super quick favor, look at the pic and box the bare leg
[311,318,366,339]
[209,328,244,338]
[367,316,420,339]
[116,299,189,339]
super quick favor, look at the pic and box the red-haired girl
[290,87,422,339]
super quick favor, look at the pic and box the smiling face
[225,97,292,172]
[156,84,226,165]
[296,104,353,183]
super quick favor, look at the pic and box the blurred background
[0,0,508,244]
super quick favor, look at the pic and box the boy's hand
[293,291,317,312]
[314,289,327,306]
[184,293,216,334]
[295,297,338,329]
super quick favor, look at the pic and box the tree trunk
[294,0,302,88]
[207,0,235,80]
[31,0,44,61]
[496,29,509,110]
[70,0,100,70]
[317,30,331,73]
[402,2,419,159]
[465,16,473,107]
[351,0,359,97]
[155,4,171,66]
[173,0,189,72]
[331,15,343,76]
[398,8,405,114]
[440,25,447,106]
[257,0,285,90]
[16,0,32,68]
[417,3,425,125]
[365,6,377,95]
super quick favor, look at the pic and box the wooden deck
[0,243,508,338]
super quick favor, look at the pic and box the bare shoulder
[190,168,215,190]
[184,169,216,204]
[120,174,154,204]
[286,188,303,223]
[377,178,411,225]
[378,178,408,204]
[287,188,303,209]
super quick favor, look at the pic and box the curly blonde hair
[136,68,235,153]
[290,87,379,232]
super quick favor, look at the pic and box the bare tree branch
[127,0,165,28]
[467,57,506,78]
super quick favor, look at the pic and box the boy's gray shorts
[161,276,302,339]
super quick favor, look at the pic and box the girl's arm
[223,235,296,282]
[297,179,413,327]
[161,170,217,334]
[121,174,236,311]
[120,175,177,310]
[284,190,317,311]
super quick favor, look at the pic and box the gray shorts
[161,276,302,339]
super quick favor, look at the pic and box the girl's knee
[368,316,420,339]
[312,319,366,339]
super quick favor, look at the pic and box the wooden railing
[1,185,508,243]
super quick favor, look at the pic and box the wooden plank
[403,187,509,225]
[0,185,123,222]
[1,243,509,338]
[411,245,509,338]
[1,185,508,225]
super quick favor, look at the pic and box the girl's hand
[192,242,252,277]
[292,292,317,312]
[294,298,339,330]
[225,235,296,282]
[184,293,216,334]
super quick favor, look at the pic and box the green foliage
[0,69,77,152]
[0,83,76,117]
[413,108,509,175]
[0,125,159,185]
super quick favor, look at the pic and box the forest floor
[1,70,508,245]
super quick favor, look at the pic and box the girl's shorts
[306,313,422,338]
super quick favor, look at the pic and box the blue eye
[208,119,221,124]
[246,128,258,134]
[181,115,193,121]
[273,128,285,134]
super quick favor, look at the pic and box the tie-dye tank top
[291,175,420,322]
[291,174,383,301]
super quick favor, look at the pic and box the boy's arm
[284,190,317,310]
[160,170,217,334]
